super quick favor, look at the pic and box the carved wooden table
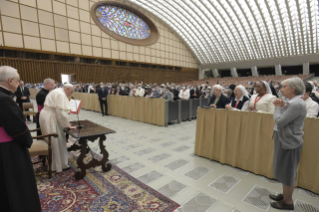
[65,120,115,180]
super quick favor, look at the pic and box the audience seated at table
[24,74,319,117]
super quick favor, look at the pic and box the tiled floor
[29,99,319,212]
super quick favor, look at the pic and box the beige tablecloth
[29,89,165,126]
[194,107,319,194]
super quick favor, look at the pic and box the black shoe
[27,119,31,122]
[102,114,104,116]
[62,167,72,171]
[269,194,284,201]
[270,200,294,210]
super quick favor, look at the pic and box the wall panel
[0,58,198,84]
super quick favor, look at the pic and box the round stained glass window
[91,2,159,46]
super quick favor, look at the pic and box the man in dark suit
[123,86,130,96]
[208,85,230,109]
[171,85,179,101]
[190,86,200,99]
[97,82,108,116]
[15,80,31,121]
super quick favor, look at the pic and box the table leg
[99,136,112,172]
[75,139,88,180]
[74,135,112,180]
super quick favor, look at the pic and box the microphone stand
[71,97,83,129]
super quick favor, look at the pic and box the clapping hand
[248,106,257,112]
[225,104,232,110]
[273,98,285,107]
[210,104,216,108]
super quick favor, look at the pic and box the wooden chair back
[22,102,35,111]
[29,128,58,179]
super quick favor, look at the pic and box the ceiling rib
[127,0,319,65]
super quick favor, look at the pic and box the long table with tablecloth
[194,107,319,194]
[29,89,165,126]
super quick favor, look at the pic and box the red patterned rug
[35,151,179,212]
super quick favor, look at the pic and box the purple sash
[38,105,44,113]
[0,122,27,143]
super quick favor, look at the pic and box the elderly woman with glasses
[246,81,276,113]
[269,77,307,210]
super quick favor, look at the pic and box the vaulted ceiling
[127,0,319,65]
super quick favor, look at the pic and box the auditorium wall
[0,57,199,84]
[0,0,199,69]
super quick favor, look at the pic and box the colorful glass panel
[95,5,151,40]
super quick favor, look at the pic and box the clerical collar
[0,85,10,92]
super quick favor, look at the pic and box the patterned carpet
[35,151,179,212]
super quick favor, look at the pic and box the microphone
[71,97,83,129]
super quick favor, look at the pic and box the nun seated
[225,85,249,111]
[245,81,276,113]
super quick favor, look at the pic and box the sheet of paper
[70,99,81,112]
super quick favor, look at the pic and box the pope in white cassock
[39,84,77,172]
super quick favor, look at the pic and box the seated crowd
[24,74,319,117]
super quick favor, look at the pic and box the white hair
[63,83,74,88]
[236,85,249,98]
[213,84,223,91]
[43,78,55,85]
[282,77,305,95]
[0,66,19,82]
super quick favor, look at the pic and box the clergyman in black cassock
[36,88,49,136]
[0,68,41,212]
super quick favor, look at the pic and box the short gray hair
[227,89,233,96]
[282,77,305,95]
[213,84,223,91]
[0,66,18,82]
[43,78,55,85]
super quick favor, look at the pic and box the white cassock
[39,88,71,172]
[246,93,276,113]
